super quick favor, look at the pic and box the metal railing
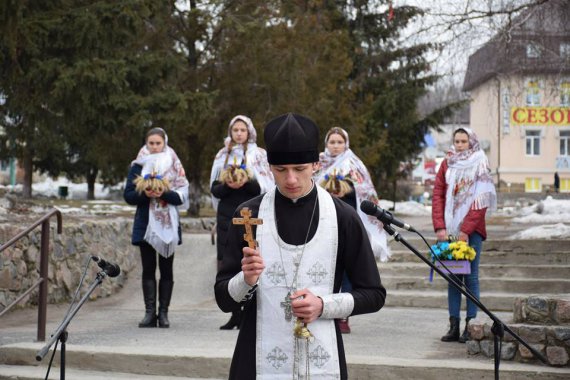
[0,209,62,341]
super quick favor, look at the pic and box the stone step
[382,275,570,294]
[386,249,570,265]
[1,345,568,380]
[384,290,531,311]
[0,365,219,380]
[380,262,570,279]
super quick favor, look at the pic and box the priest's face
[270,163,319,199]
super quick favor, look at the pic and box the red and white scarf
[444,128,497,236]
[209,115,274,211]
[133,141,189,257]
[316,128,390,262]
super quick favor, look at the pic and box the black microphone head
[360,200,377,216]
[105,264,121,278]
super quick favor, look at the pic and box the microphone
[360,200,416,232]
[91,255,121,277]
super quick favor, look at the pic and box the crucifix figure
[232,207,263,249]
[280,292,293,322]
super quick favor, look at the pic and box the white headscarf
[132,129,189,257]
[316,127,391,262]
[444,127,497,236]
[209,115,274,211]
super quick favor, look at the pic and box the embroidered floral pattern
[309,345,331,368]
[266,262,286,285]
[307,262,328,285]
[266,347,288,369]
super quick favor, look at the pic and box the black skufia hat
[264,113,319,165]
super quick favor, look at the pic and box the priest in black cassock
[214,112,386,379]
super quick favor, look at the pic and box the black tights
[140,243,174,281]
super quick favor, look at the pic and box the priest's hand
[458,231,469,242]
[290,289,323,324]
[242,246,265,286]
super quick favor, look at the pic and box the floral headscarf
[132,128,189,257]
[209,115,274,211]
[444,127,497,236]
[316,127,390,262]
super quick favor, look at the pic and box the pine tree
[339,1,460,200]
[0,1,213,199]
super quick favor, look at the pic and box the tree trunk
[22,146,33,199]
[86,167,98,200]
[187,177,201,217]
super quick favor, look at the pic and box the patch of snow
[507,223,570,240]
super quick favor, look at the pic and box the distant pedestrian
[209,115,274,330]
[124,127,189,328]
[554,171,560,193]
[432,127,496,343]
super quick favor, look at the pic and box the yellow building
[463,0,570,193]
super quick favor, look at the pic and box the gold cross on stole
[232,207,263,249]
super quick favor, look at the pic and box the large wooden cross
[232,207,263,249]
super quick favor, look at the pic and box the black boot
[139,279,157,328]
[458,317,472,343]
[158,279,174,328]
[441,316,460,342]
[220,309,241,330]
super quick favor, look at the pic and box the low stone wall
[0,217,137,311]
[466,296,570,367]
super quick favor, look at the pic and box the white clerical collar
[276,181,315,204]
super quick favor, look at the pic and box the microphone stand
[36,271,107,380]
[382,224,548,380]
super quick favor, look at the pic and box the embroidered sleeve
[319,293,354,319]
[228,271,257,302]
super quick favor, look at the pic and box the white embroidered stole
[256,186,340,379]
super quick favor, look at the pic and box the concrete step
[380,262,570,279]
[386,249,570,265]
[384,290,534,311]
[1,345,568,380]
[0,365,220,380]
[0,343,231,379]
[382,275,570,294]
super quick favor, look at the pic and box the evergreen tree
[204,0,355,153]
[338,1,460,200]
[0,0,212,199]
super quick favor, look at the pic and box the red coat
[432,159,487,240]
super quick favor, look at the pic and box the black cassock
[214,185,386,380]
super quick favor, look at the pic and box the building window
[560,131,570,156]
[525,178,541,192]
[561,43,570,59]
[561,80,570,107]
[525,79,541,106]
[526,43,541,58]
[525,130,541,156]
[561,178,570,193]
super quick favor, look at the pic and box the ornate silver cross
[280,291,293,321]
